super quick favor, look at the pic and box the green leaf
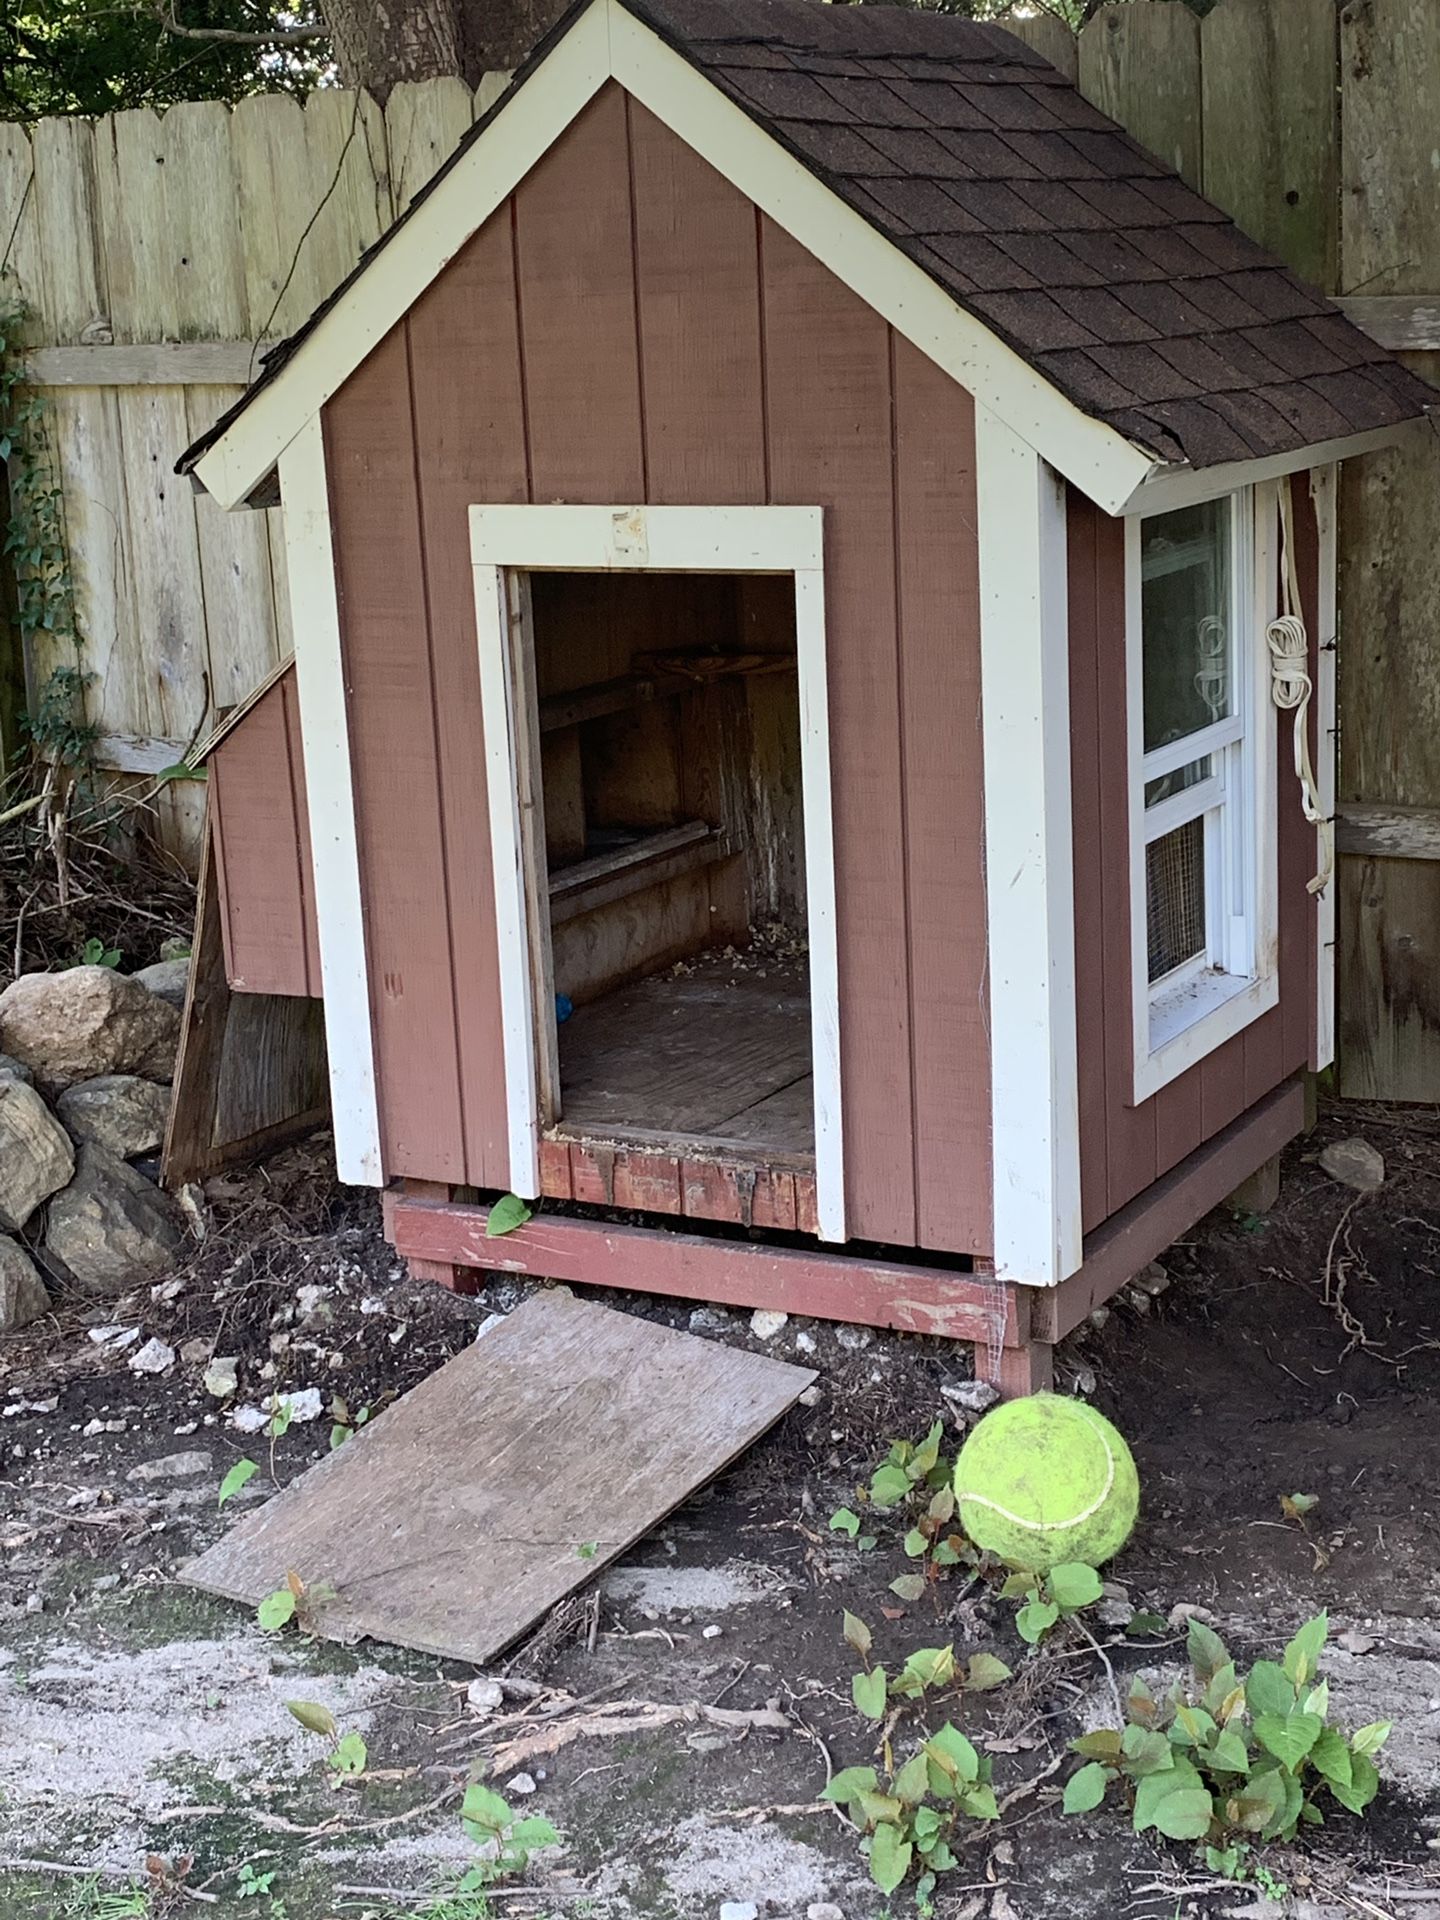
[1330,1749,1380,1815]
[257,1589,297,1632]
[576,1541,598,1560]
[927,1485,956,1525]
[821,1766,879,1805]
[1132,1758,1205,1834]
[486,1193,533,1237]
[1202,1660,1239,1718]
[1226,1767,1288,1834]
[842,1610,872,1658]
[857,1790,903,1826]
[1309,1726,1353,1792]
[924,1722,980,1785]
[892,1752,930,1806]
[932,1536,964,1566]
[829,1507,861,1537]
[1282,1611,1329,1688]
[508,1815,560,1851]
[1253,1711,1323,1772]
[1048,1563,1103,1611]
[1016,1599,1059,1645]
[1264,1766,1305,1841]
[868,1822,912,1897]
[1152,1788,1215,1841]
[285,1700,337,1739]
[868,1463,911,1508]
[1187,1617,1232,1686]
[462,1783,512,1834]
[218,1458,258,1508]
[1350,1719,1392,1757]
[1207,1729,1252,1775]
[911,1806,943,1844]
[329,1423,352,1451]
[156,762,206,784]
[1245,1660,1297,1720]
[889,1574,927,1603]
[966,1652,1012,1692]
[999,1570,1034,1600]
[1170,1704,1217,1749]
[959,1781,999,1821]
[1120,1725,1175,1777]
[329,1732,367,1775]
[900,1645,955,1692]
[1071,1729,1123,1764]
[1126,1610,1169,1637]
[902,1527,929,1559]
[852,1666,887,1721]
[1127,1674,1158,1727]
[1062,1762,1109,1815]
[909,1419,944,1481]
[924,1840,958,1872]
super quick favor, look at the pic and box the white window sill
[1133,965,1279,1104]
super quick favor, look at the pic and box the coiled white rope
[1266,480,1333,897]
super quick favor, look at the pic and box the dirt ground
[1,1102,1439,1920]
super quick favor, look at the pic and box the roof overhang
[185,0,1424,521]
[1116,419,1431,517]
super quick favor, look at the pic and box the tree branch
[149,4,328,45]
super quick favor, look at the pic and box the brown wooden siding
[320,84,992,1253]
[1069,481,1320,1231]
[208,664,319,997]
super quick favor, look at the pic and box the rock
[794,1329,817,1354]
[203,1356,239,1399]
[24,1592,44,1615]
[275,1387,323,1424]
[688,1306,729,1333]
[45,1144,184,1297]
[128,1336,176,1375]
[179,1337,210,1364]
[1135,1261,1171,1296]
[749,1308,788,1340]
[835,1324,873,1351]
[0,966,181,1091]
[798,1385,822,1407]
[159,936,192,964]
[0,1237,50,1333]
[1088,1305,1110,1330]
[0,1054,34,1085]
[229,1404,269,1434]
[808,1907,844,1920]
[0,1079,74,1230]
[1319,1136,1385,1193]
[506,1772,537,1796]
[56,1075,171,1159]
[125,1449,210,1483]
[701,1623,723,1640]
[466,1677,504,1717]
[131,958,190,1010]
[719,1905,759,1920]
[940,1379,999,1415]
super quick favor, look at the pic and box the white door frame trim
[1311,462,1338,1072]
[276,415,384,1186]
[975,407,1082,1287]
[469,502,846,1241]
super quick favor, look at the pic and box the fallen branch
[485,1698,790,1776]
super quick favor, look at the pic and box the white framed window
[1127,484,1278,1103]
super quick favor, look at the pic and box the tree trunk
[320,0,567,96]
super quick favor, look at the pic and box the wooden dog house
[173,0,1434,1392]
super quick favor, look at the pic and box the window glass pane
[1141,498,1231,754]
[1144,755,1211,810]
[1147,816,1206,984]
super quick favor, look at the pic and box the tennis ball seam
[956,1401,1119,1536]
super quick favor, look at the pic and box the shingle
[1036,349,1140,413]
[1152,335,1252,393]
[1088,341,1201,403]
[1137,181,1232,226]
[923,231,1038,287]
[775,119,904,178]
[1009,179,1113,231]
[1359,359,1440,412]
[1225,269,1326,322]
[939,178,1055,231]
[1064,231,1169,284]
[813,74,934,128]
[1168,276,1267,330]
[1253,382,1355,443]
[1203,389,1305,455]
[1111,278,1223,334]
[862,175,982,235]
[715,66,852,122]
[858,124,981,179]
[1240,319,1346,379]
[1061,286,1161,342]
[1102,407,1185,462]
[699,43,795,69]
[1026,86,1116,133]
[1061,129,1168,177]
[1177,329,1289,388]
[889,80,993,130]
[1143,398,1257,464]
[1306,368,1414,430]
[994,233,1106,288]
[1123,226,1222,276]
[1070,179,1168,229]
[1299,311,1390,366]
[926,128,1039,178]
[967,288,1100,351]
[1168,223,1270,274]
[996,130,1103,179]
[950,82,1065,131]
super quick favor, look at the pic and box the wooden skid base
[382,1079,1303,1397]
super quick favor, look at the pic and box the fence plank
[1201,0,1337,291]
[1335,0,1440,1096]
[997,11,1078,81]
[386,76,474,212]
[1078,2,1203,188]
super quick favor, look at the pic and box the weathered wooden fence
[1,0,1438,1095]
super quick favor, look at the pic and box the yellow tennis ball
[953,1394,1138,1574]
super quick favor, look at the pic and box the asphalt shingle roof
[179,0,1434,482]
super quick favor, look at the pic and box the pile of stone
[0,959,190,1334]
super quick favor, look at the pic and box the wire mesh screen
[1146,817,1206,983]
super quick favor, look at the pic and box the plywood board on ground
[182,1290,815,1664]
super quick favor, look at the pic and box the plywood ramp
[181,1290,815,1665]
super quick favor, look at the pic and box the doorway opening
[516,568,813,1159]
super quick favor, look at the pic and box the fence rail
[0,0,1437,1094]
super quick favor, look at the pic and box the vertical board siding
[324,333,467,1182]
[208,667,318,997]
[760,218,916,1247]
[892,340,991,1254]
[1069,484,1317,1229]
[319,86,992,1250]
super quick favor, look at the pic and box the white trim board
[1118,424,1425,518]
[469,502,846,1243]
[1311,463,1338,1073]
[276,416,383,1187]
[191,0,1160,516]
[975,407,1082,1288]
